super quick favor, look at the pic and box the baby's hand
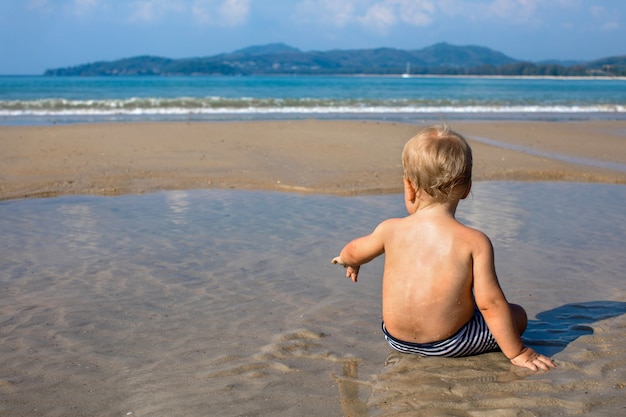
[331,257,360,283]
[510,347,556,371]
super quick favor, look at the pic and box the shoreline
[1,119,625,201]
[347,73,626,80]
[8,74,626,80]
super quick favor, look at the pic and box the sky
[1,0,625,75]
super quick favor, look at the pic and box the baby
[332,125,555,371]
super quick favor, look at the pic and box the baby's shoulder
[455,223,493,251]
[456,221,488,237]
[375,217,405,232]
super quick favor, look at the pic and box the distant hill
[586,56,626,75]
[44,42,626,77]
[232,43,301,56]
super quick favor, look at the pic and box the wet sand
[1,120,625,201]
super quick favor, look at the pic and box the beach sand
[1,120,625,201]
[1,120,626,416]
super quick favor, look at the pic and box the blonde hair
[402,125,472,202]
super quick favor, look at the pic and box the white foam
[1,104,625,117]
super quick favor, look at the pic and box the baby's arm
[331,222,386,282]
[472,233,556,371]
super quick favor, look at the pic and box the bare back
[379,208,485,344]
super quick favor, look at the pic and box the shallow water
[1,182,625,416]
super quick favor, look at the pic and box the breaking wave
[1,97,624,116]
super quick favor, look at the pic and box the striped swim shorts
[382,308,500,357]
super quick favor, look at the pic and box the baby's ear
[403,177,416,201]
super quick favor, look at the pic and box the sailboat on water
[402,62,411,78]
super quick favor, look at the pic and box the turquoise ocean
[1,75,625,125]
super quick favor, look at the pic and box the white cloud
[359,1,436,30]
[191,0,213,23]
[126,0,251,26]
[486,0,538,22]
[128,0,185,22]
[601,20,619,30]
[590,5,620,31]
[359,3,397,30]
[128,1,156,22]
[393,0,435,26]
[296,0,436,31]
[191,0,250,26]
[294,0,357,27]
[219,0,250,25]
[590,5,606,18]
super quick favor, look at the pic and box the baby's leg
[509,303,528,335]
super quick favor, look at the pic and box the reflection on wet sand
[165,191,191,225]
[335,359,370,417]
[56,202,101,253]
[459,185,525,247]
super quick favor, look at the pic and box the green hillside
[44,43,626,77]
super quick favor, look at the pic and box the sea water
[1,75,625,125]
[1,183,625,416]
